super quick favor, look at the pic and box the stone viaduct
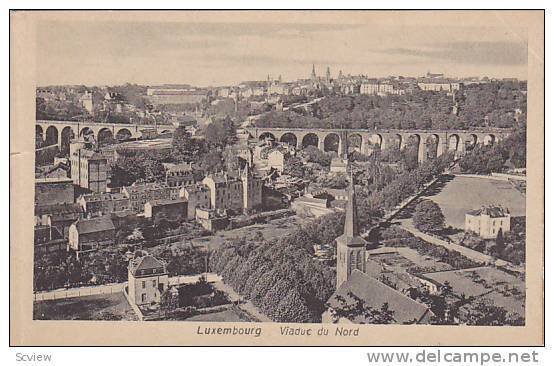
[245,127,512,163]
[35,120,177,151]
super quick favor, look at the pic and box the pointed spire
[344,168,359,238]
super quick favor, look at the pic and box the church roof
[327,270,433,324]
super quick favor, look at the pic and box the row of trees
[210,214,343,323]
[256,82,526,131]
[458,126,526,174]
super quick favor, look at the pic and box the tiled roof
[146,198,187,207]
[466,206,509,218]
[327,270,433,324]
[129,255,166,276]
[74,216,115,235]
[35,203,82,217]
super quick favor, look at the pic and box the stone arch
[425,134,440,159]
[301,133,319,149]
[448,134,460,151]
[483,134,495,146]
[35,125,44,148]
[280,132,298,147]
[465,134,478,151]
[347,133,363,153]
[259,131,277,142]
[80,126,94,138]
[391,133,403,150]
[60,126,75,154]
[406,134,425,163]
[45,125,59,146]
[115,128,132,141]
[370,134,384,149]
[323,133,340,153]
[97,128,115,146]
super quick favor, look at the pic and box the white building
[465,206,511,239]
[127,254,169,306]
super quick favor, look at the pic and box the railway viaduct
[245,127,511,163]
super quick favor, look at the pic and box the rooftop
[74,215,115,235]
[128,254,167,277]
[327,270,433,324]
[467,205,510,218]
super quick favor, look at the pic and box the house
[179,184,211,220]
[144,198,188,221]
[201,164,262,215]
[77,192,130,217]
[35,177,74,209]
[35,203,83,238]
[127,253,169,306]
[34,225,67,254]
[465,206,511,239]
[122,182,180,213]
[195,207,229,232]
[68,216,116,255]
[163,162,196,188]
[322,270,434,324]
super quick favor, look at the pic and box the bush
[412,199,445,233]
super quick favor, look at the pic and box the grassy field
[422,267,525,316]
[420,176,526,229]
[34,292,138,320]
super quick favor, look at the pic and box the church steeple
[335,168,367,288]
[344,170,359,238]
[310,64,317,80]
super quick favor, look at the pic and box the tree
[172,126,202,163]
[412,199,445,233]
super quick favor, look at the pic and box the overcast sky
[36,13,528,86]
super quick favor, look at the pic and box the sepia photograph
[10,9,544,346]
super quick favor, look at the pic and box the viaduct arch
[246,127,510,163]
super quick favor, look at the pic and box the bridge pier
[418,141,426,163]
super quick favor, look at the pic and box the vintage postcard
[10,10,544,346]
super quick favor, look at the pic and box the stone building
[35,203,83,238]
[70,140,108,193]
[127,253,169,306]
[163,162,196,188]
[179,184,211,220]
[465,206,511,239]
[201,164,262,215]
[144,198,188,221]
[35,177,74,209]
[122,182,180,213]
[77,192,130,217]
[68,215,116,255]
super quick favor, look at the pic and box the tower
[241,163,261,214]
[310,64,317,81]
[326,66,331,83]
[335,170,367,288]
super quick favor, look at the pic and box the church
[322,172,434,324]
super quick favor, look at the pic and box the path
[399,220,524,274]
[34,273,221,301]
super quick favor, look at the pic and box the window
[141,293,147,302]
[142,281,145,289]
[152,279,156,287]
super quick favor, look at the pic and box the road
[399,220,524,274]
[34,273,221,301]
